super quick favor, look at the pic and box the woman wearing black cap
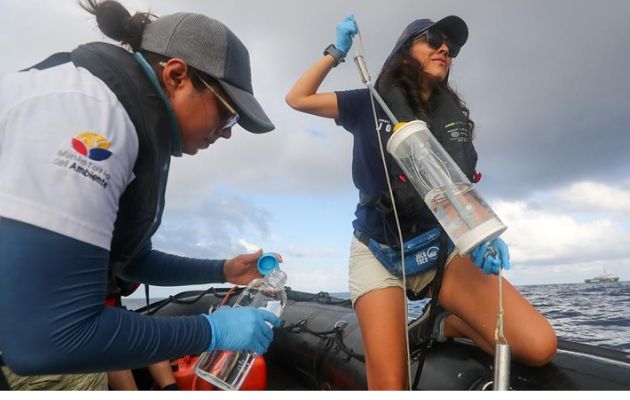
[0,0,278,390]
[287,15,557,389]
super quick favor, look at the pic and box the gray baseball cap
[141,13,274,133]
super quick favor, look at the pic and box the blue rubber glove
[335,15,358,55]
[203,306,281,354]
[471,238,512,275]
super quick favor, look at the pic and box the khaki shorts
[348,235,458,306]
[1,365,107,390]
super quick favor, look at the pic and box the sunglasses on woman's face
[196,75,240,131]
[159,61,240,131]
[414,30,460,58]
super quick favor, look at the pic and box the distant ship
[585,267,620,283]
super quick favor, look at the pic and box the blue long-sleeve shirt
[0,218,225,375]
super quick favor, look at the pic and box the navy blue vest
[369,86,477,245]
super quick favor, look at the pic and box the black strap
[145,284,151,314]
[353,229,370,247]
[21,52,71,72]
[0,355,11,391]
[411,228,449,389]
[0,371,9,391]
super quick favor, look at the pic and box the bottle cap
[257,253,279,275]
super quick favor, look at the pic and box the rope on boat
[139,287,242,315]
[285,289,352,306]
[137,287,354,317]
[281,318,365,363]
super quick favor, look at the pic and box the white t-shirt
[0,62,139,250]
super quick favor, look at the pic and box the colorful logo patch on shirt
[71,132,112,161]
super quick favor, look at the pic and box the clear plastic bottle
[194,268,287,390]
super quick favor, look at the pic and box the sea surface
[123,281,630,353]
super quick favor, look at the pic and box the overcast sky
[2,0,629,297]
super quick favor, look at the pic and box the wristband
[323,44,345,67]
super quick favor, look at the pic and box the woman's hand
[471,238,511,275]
[203,306,281,354]
[335,15,358,55]
[224,249,283,285]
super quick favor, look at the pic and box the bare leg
[107,370,138,390]
[147,360,177,389]
[443,314,494,354]
[355,287,408,390]
[438,255,557,366]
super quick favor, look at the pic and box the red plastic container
[172,354,267,391]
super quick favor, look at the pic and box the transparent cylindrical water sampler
[386,120,506,254]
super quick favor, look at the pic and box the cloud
[554,182,630,214]
[238,238,261,253]
[282,265,348,293]
[4,0,630,290]
[151,191,273,258]
[496,186,630,267]
[162,123,354,209]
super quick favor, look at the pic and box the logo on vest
[444,121,471,143]
[52,132,113,189]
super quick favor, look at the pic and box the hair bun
[94,1,132,41]
[81,0,153,51]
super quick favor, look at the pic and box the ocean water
[406,281,630,353]
[517,281,629,353]
[123,281,630,353]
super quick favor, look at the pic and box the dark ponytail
[79,0,154,51]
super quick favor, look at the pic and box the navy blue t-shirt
[336,87,479,245]
[336,88,438,244]
[336,86,479,247]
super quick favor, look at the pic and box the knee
[519,327,558,367]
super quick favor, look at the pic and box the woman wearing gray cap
[0,0,278,390]
[287,15,557,389]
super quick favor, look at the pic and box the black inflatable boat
[132,287,630,390]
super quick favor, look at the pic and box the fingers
[472,242,488,266]
[492,238,512,270]
[483,255,500,275]
[253,330,270,354]
[338,15,358,35]
[259,322,274,343]
[242,249,263,263]
[271,252,284,263]
[258,308,282,327]
[345,15,358,34]
[343,23,357,36]
[257,326,274,354]
[205,305,281,353]
[497,239,512,269]
[251,312,275,354]
[472,238,513,275]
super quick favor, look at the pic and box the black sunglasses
[414,30,460,58]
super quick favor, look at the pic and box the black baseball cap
[381,15,469,71]
[141,13,274,133]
